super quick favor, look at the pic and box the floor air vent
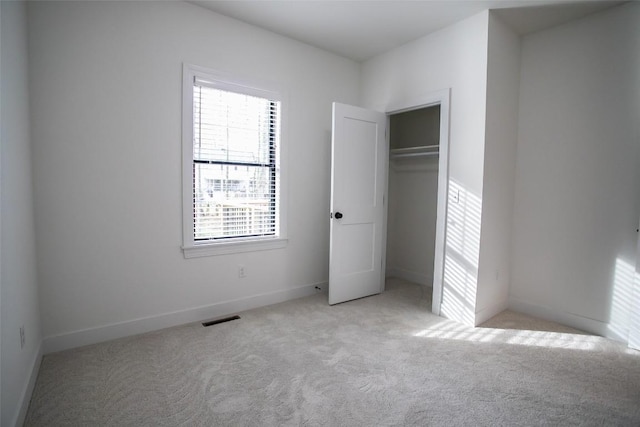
[202,315,240,327]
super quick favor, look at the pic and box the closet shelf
[390,145,439,159]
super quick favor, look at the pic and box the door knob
[334,212,343,219]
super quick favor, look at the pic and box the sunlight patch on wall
[608,257,634,341]
[441,252,477,325]
[445,180,481,268]
[629,254,640,350]
[440,179,482,326]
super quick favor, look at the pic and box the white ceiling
[190,0,622,62]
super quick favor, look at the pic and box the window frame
[182,64,287,258]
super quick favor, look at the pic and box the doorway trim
[385,89,450,316]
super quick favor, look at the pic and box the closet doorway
[384,90,450,315]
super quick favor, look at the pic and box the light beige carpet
[25,279,640,426]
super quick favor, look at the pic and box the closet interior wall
[386,105,440,289]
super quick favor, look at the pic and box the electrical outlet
[19,326,25,349]
[238,265,246,278]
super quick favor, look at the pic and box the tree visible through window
[191,78,280,241]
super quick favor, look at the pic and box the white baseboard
[14,342,43,427]
[508,296,626,342]
[386,268,432,287]
[43,283,324,354]
[475,297,508,326]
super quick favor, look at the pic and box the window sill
[182,237,288,258]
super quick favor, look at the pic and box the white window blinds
[192,77,280,241]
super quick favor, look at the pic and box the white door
[329,102,387,305]
[629,220,640,350]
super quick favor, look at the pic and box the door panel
[333,223,375,275]
[329,102,387,305]
[341,119,378,207]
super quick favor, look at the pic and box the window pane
[193,163,275,240]
[193,86,277,165]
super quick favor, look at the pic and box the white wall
[362,12,489,326]
[510,3,640,341]
[28,1,360,352]
[475,13,521,324]
[1,1,43,425]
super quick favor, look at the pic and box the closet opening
[384,93,449,316]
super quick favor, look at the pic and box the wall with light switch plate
[509,2,640,341]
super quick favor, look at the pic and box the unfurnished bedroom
[1,1,639,426]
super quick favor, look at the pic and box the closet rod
[391,151,439,159]
[390,145,439,159]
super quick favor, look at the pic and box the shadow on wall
[440,179,482,326]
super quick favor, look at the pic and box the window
[182,65,287,257]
